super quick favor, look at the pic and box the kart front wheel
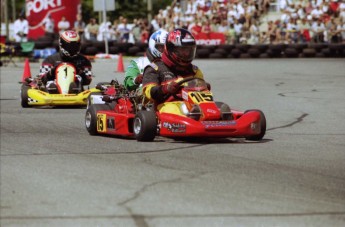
[85,104,112,135]
[244,109,266,141]
[20,85,31,108]
[133,110,157,141]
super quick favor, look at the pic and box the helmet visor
[155,43,164,53]
[173,46,196,63]
[64,42,81,57]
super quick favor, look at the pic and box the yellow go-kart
[20,62,101,108]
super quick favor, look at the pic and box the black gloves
[134,74,143,85]
[161,81,179,94]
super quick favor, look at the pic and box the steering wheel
[171,77,205,100]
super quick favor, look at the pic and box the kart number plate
[97,113,107,132]
[189,92,213,104]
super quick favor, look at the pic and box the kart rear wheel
[244,109,266,141]
[20,85,31,108]
[133,110,157,141]
[85,104,112,135]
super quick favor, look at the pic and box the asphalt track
[1,58,345,227]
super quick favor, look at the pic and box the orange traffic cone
[117,54,124,72]
[22,58,32,83]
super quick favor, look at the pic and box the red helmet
[59,30,81,58]
[164,28,196,66]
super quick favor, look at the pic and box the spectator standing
[311,19,326,42]
[131,19,142,43]
[339,5,345,21]
[286,18,300,43]
[248,19,260,44]
[201,19,212,36]
[297,4,306,20]
[259,31,270,44]
[74,14,86,41]
[189,18,202,36]
[117,18,131,43]
[233,18,243,43]
[97,20,112,41]
[151,15,161,31]
[311,6,324,20]
[43,13,55,40]
[111,19,120,41]
[267,20,278,43]
[340,18,345,42]
[13,14,29,42]
[142,19,154,42]
[227,23,237,44]
[85,18,99,41]
[327,17,342,43]
[218,19,229,35]
[298,17,312,43]
[58,16,70,34]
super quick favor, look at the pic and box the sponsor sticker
[107,117,115,130]
[163,122,186,133]
[201,121,236,128]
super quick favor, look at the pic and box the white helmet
[148,29,168,59]
[59,30,81,58]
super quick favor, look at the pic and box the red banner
[26,0,80,39]
[193,32,226,45]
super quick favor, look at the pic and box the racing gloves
[161,81,179,94]
[134,74,143,85]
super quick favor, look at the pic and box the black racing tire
[244,109,266,141]
[247,48,261,58]
[20,85,31,108]
[133,110,157,141]
[254,44,269,52]
[214,48,228,57]
[230,48,241,58]
[302,48,316,57]
[209,53,224,59]
[284,48,299,58]
[127,46,140,56]
[109,46,120,54]
[85,104,112,135]
[84,46,98,56]
[196,48,210,58]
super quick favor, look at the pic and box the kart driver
[38,30,92,93]
[142,28,204,104]
[123,29,168,91]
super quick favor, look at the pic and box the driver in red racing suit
[142,28,204,104]
[38,30,92,93]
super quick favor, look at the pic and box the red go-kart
[85,77,266,142]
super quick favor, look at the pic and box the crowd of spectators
[265,0,345,44]
[10,0,345,46]
[78,0,344,45]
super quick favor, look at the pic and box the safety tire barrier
[11,36,345,59]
